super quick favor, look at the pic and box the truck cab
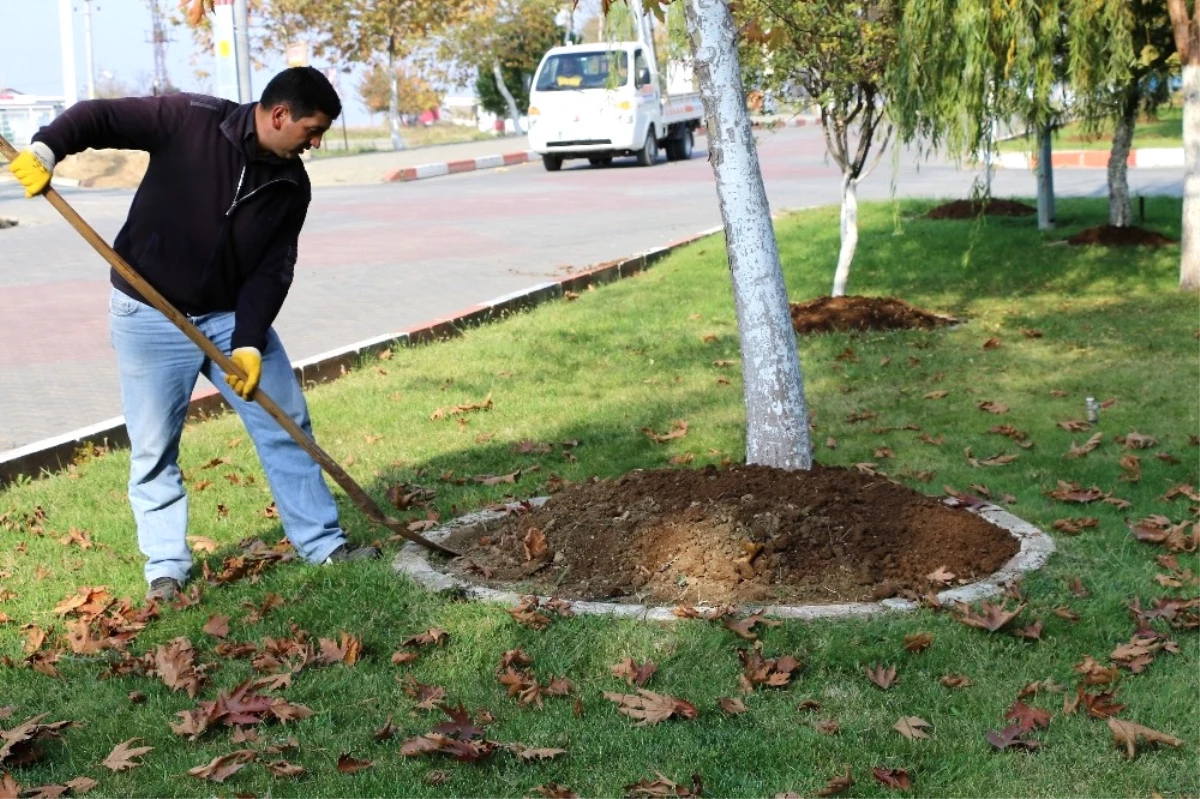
[527,41,701,172]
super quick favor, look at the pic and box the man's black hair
[260,67,342,120]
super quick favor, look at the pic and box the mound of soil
[441,464,1021,606]
[55,148,149,189]
[925,199,1036,219]
[1065,225,1177,247]
[790,295,959,335]
[0,218,16,230]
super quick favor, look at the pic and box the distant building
[0,89,65,148]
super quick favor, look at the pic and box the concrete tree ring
[393,497,1056,621]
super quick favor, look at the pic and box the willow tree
[890,0,1136,230]
[735,0,896,297]
[1168,0,1200,291]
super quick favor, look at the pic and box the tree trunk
[1107,83,1138,228]
[832,174,858,297]
[492,60,522,136]
[387,35,406,151]
[682,0,811,470]
[1036,124,1056,230]
[1182,62,1200,291]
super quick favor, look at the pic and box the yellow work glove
[225,347,262,400]
[9,143,56,198]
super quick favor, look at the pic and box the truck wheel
[635,131,658,167]
[542,154,563,172]
[588,157,612,167]
[666,129,694,161]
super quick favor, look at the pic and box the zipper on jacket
[225,165,299,218]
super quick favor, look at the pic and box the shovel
[0,134,459,557]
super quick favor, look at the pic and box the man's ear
[271,105,290,130]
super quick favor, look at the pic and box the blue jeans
[108,289,346,585]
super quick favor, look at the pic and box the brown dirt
[790,295,960,335]
[440,464,1021,607]
[54,148,148,189]
[1065,225,1177,247]
[924,199,1037,219]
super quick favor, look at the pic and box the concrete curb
[393,498,1055,621]
[995,147,1184,170]
[0,224,724,486]
[383,151,539,183]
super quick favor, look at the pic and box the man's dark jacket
[33,94,310,351]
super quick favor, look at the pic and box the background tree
[889,0,1094,230]
[358,64,442,118]
[441,0,568,134]
[1167,0,1199,291]
[735,0,896,298]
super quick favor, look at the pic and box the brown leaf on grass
[1108,718,1184,759]
[718,697,748,715]
[814,717,841,736]
[1073,687,1126,719]
[534,784,579,799]
[953,600,1026,632]
[642,420,688,444]
[894,716,931,740]
[402,628,449,648]
[1052,517,1099,534]
[797,699,822,712]
[722,612,781,641]
[1058,420,1091,432]
[507,744,567,762]
[506,596,555,630]
[602,690,698,727]
[1046,481,1106,503]
[336,753,374,773]
[318,632,362,666]
[1074,656,1120,685]
[1017,679,1065,699]
[873,767,913,790]
[611,658,658,687]
[903,632,932,653]
[976,400,1008,414]
[986,724,1041,752]
[1053,606,1080,622]
[202,615,230,639]
[64,777,97,794]
[429,393,493,421]
[1164,484,1200,502]
[625,772,703,798]
[816,766,854,796]
[1119,454,1142,482]
[738,649,801,692]
[1119,432,1158,449]
[187,750,256,782]
[940,674,972,688]
[151,637,206,697]
[0,773,18,799]
[101,738,153,772]
[865,663,898,690]
[982,337,1002,350]
[1064,432,1104,458]
[1068,577,1090,597]
[1006,701,1052,732]
[923,390,948,400]
[265,759,305,778]
[230,726,258,743]
[672,605,737,621]
[401,676,447,711]
[1014,620,1044,640]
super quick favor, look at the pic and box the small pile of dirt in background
[1065,225,1177,247]
[442,464,1021,607]
[924,199,1036,219]
[0,218,17,230]
[790,295,960,335]
[55,149,148,189]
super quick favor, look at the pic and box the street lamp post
[58,0,78,107]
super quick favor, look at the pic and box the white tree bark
[1036,124,1056,230]
[1182,62,1200,290]
[1107,85,1137,228]
[832,175,858,297]
[682,0,811,470]
[493,60,522,136]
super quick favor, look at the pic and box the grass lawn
[997,106,1183,153]
[0,197,1196,798]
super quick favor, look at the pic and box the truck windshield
[535,52,629,91]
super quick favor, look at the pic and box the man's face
[265,104,333,159]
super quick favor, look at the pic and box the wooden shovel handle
[0,134,458,557]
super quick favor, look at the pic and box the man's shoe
[322,543,381,565]
[145,576,182,603]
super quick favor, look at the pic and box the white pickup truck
[526,41,704,171]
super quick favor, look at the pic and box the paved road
[0,126,1183,452]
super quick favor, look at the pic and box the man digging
[7,67,379,602]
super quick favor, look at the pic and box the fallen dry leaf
[402,628,449,649]
[903,632,933,653]
[625,772,703,798]
[534,784,579,799]
[611,658,658,687]
[894,716,931,740]
[976,400,1009,414]
[523,528,549,562]
[940,674,972,688]
[722,612,781,641]
[642,420,689,444]
[873,766,913,790]
[816,766,854,797]
[985,723,1040,752]
[865,663,898,690]
[202,615,230,639]
[602,689,698,727]
[1108,718,1184,759]
[337,753,375,773]
[718,697,747,715]
[101,738,153,772]
[954,600,1026,632]
[1005,701,1052,732]
[187,750,256,782]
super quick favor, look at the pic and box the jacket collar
[219,102,304,173]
